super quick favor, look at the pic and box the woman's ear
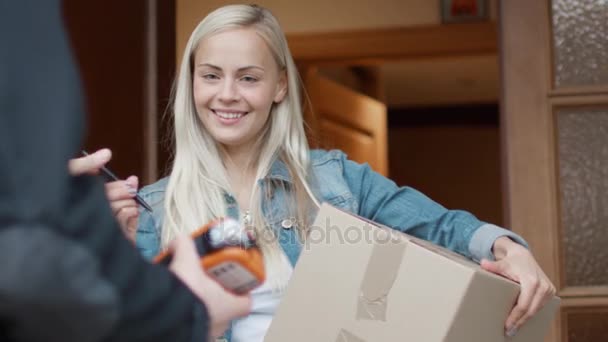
[274,71,287,103]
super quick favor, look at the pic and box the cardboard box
[265,204,560,342]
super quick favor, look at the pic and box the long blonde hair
[164,4,319,288]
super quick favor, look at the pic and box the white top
[230,265,293,342]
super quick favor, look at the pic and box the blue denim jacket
[135,149,527,341]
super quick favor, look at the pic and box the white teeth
[214,111,244,119]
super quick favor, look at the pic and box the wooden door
[501,1,608,341]
[302,67,388,176]
[63,0,175,183]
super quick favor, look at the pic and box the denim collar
[265,156,293,183]
[223,157,292,207]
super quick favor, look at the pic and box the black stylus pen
[81,150,153,212]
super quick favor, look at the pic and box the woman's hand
[481,237,556,338]
[104,176,140,241]
[68,148,139,241]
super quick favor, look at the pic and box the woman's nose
[218,79,239,102]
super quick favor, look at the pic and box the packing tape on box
[356,228,407,321]
[335,328,366,342]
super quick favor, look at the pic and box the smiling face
[192,28,287,152]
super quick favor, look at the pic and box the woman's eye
[202,74,219,80]
[241,76,258,83]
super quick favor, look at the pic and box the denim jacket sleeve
[135,179,168,261]
[333,151,527,262]
[136,206,161,260]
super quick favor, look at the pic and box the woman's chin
[215,137,253,150]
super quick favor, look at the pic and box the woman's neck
[223,143,256,171]
[223,144,259,212]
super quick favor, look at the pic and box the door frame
[286,22,497,64]
[501,1,608,341]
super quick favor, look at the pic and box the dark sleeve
[0,1,209,341]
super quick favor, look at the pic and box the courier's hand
[481,237,556,338]
[68,148,112,175]
[69,148,139,241]
[169,235,251,338]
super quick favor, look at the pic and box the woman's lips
[212,109,248,124]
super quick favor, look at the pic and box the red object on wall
[451,0,478,16]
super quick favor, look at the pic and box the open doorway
[384,56,502,225]
[314,53,503,225]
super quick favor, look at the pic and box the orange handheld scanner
[153,218,265,295]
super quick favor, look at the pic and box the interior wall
[177,0,437,60]
[176,0,497,62]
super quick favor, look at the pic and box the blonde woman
[91,4,555,342]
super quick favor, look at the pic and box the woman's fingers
[116,206,139,241]
[505,276,538,336]
[483,239,556,338]
[104,176,141,242]
[109,199,138,216]
[105,180,137,201]
[509,275,556,336]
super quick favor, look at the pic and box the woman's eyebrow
[237,65,265,72]
[196,63,221,70]
[196,63,265,72]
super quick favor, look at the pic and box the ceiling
[381,54,500,108]
[319,54,500,108]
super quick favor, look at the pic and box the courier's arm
[0,1,208,341]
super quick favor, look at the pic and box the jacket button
[281,218,293,229]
